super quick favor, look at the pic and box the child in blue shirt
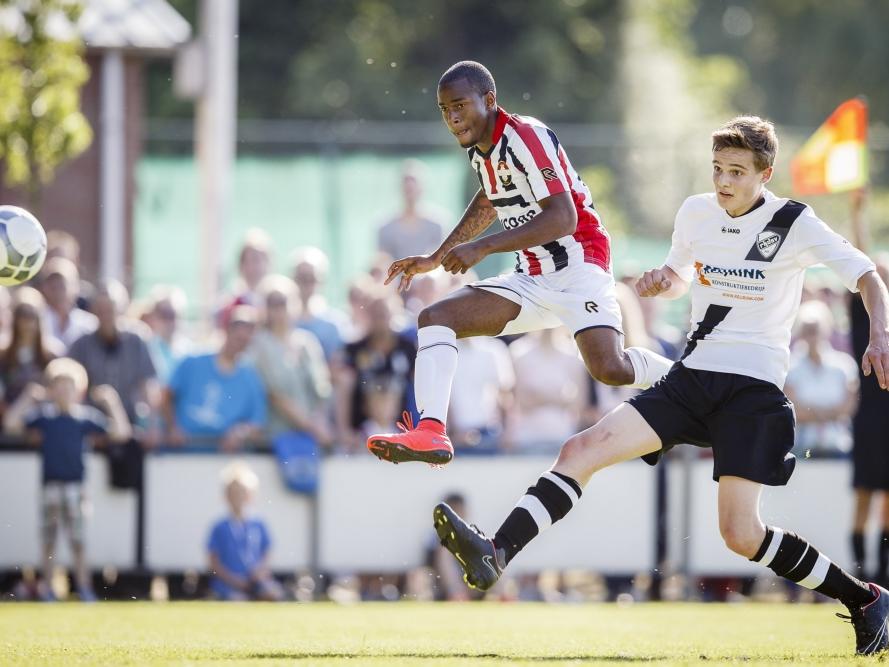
[4,358,131,602]
[206,461,284,600]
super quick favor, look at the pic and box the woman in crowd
[250,274,333,446]
[0,288,60,412]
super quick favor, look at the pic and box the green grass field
[0,601,879,665]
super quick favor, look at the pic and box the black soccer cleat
[433,502,503,591]
[837,583,889,655]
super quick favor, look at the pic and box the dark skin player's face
[437,78,497,151]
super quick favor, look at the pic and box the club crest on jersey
[497,160,512,187]
[756,231,782,259]
[540,167,559,182]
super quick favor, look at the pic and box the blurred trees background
[151,0,889,129]
[0,0,92,206]
[145,0,889,242]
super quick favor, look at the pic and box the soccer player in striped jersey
[366,61,672,465]
[434,116,889,656]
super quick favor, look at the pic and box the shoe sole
[433,504,465,567]
[433,504,487,590]
[367,438,453,466]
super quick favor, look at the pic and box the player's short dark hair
[438,61,496,98]
[712,116,779,172]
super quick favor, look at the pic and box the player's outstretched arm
[857,269,889,390]
[635,265,689,300]
[440,191,576,274]
[385,189,497,290]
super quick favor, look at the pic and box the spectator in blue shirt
[206,461,284,601]
[4,358,131,602]
[162,305,267,451]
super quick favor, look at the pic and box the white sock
[625,347,674,389]
[414,325,458,424]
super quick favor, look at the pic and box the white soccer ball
[0,205,47,286]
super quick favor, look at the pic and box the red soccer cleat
[367,411,454,466]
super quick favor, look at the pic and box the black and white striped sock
[751,526,874,607]
[493,471,582,566]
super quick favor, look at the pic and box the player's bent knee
[556,429,606,475]
[720,521,762,558]
[418,303,451,329]
[557,434,588,465]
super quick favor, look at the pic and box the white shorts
[470,263,624,336]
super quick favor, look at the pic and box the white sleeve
[508,125,569,202]
[792,210,875,293]
[664,199,696,283]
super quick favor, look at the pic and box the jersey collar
[721,188,778,222]
[473,107,510,159]
[490,107,509,146]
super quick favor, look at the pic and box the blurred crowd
[0,169,862,461]
[3,160,885,602]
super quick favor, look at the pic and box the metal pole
[196,0,238,324]
[100,49,125,282]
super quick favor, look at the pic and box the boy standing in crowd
[5,358,131,601]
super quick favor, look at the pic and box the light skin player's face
[712,147,773,218]
[437,78,497,150]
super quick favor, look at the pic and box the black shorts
[627,363,797,486]
[852,396,889,490]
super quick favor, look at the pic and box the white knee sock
[625,347,674,389]
[414,325,458,424]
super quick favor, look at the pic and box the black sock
[751,526,874,608]
[878,531,889,581]
[852,531,866,576]
[492,471,582,566]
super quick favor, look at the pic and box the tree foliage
[277,0,623,123]
[689,0,889,128]
[150,1,888,130]
[0,0,92,203]
[151,0,624,124]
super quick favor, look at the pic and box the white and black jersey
[665,189,875,388]
[468,107,611,276]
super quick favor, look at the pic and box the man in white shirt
[785,300,859,457]
[507,328,588,453]
[377,160,445,262]
[448,336,514,453]
[434,116,889,656]
[40,257,97,352]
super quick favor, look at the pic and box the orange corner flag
[790,98,868,195]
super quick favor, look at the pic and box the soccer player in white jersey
[366,61,672,465]
[434,116,889,656]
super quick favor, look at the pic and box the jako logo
[695,261,765,286]
[721,226,741,234]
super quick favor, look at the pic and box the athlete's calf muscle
[575,328,635,385]
[418,287,521,338]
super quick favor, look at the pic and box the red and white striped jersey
[468,107,610,276]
